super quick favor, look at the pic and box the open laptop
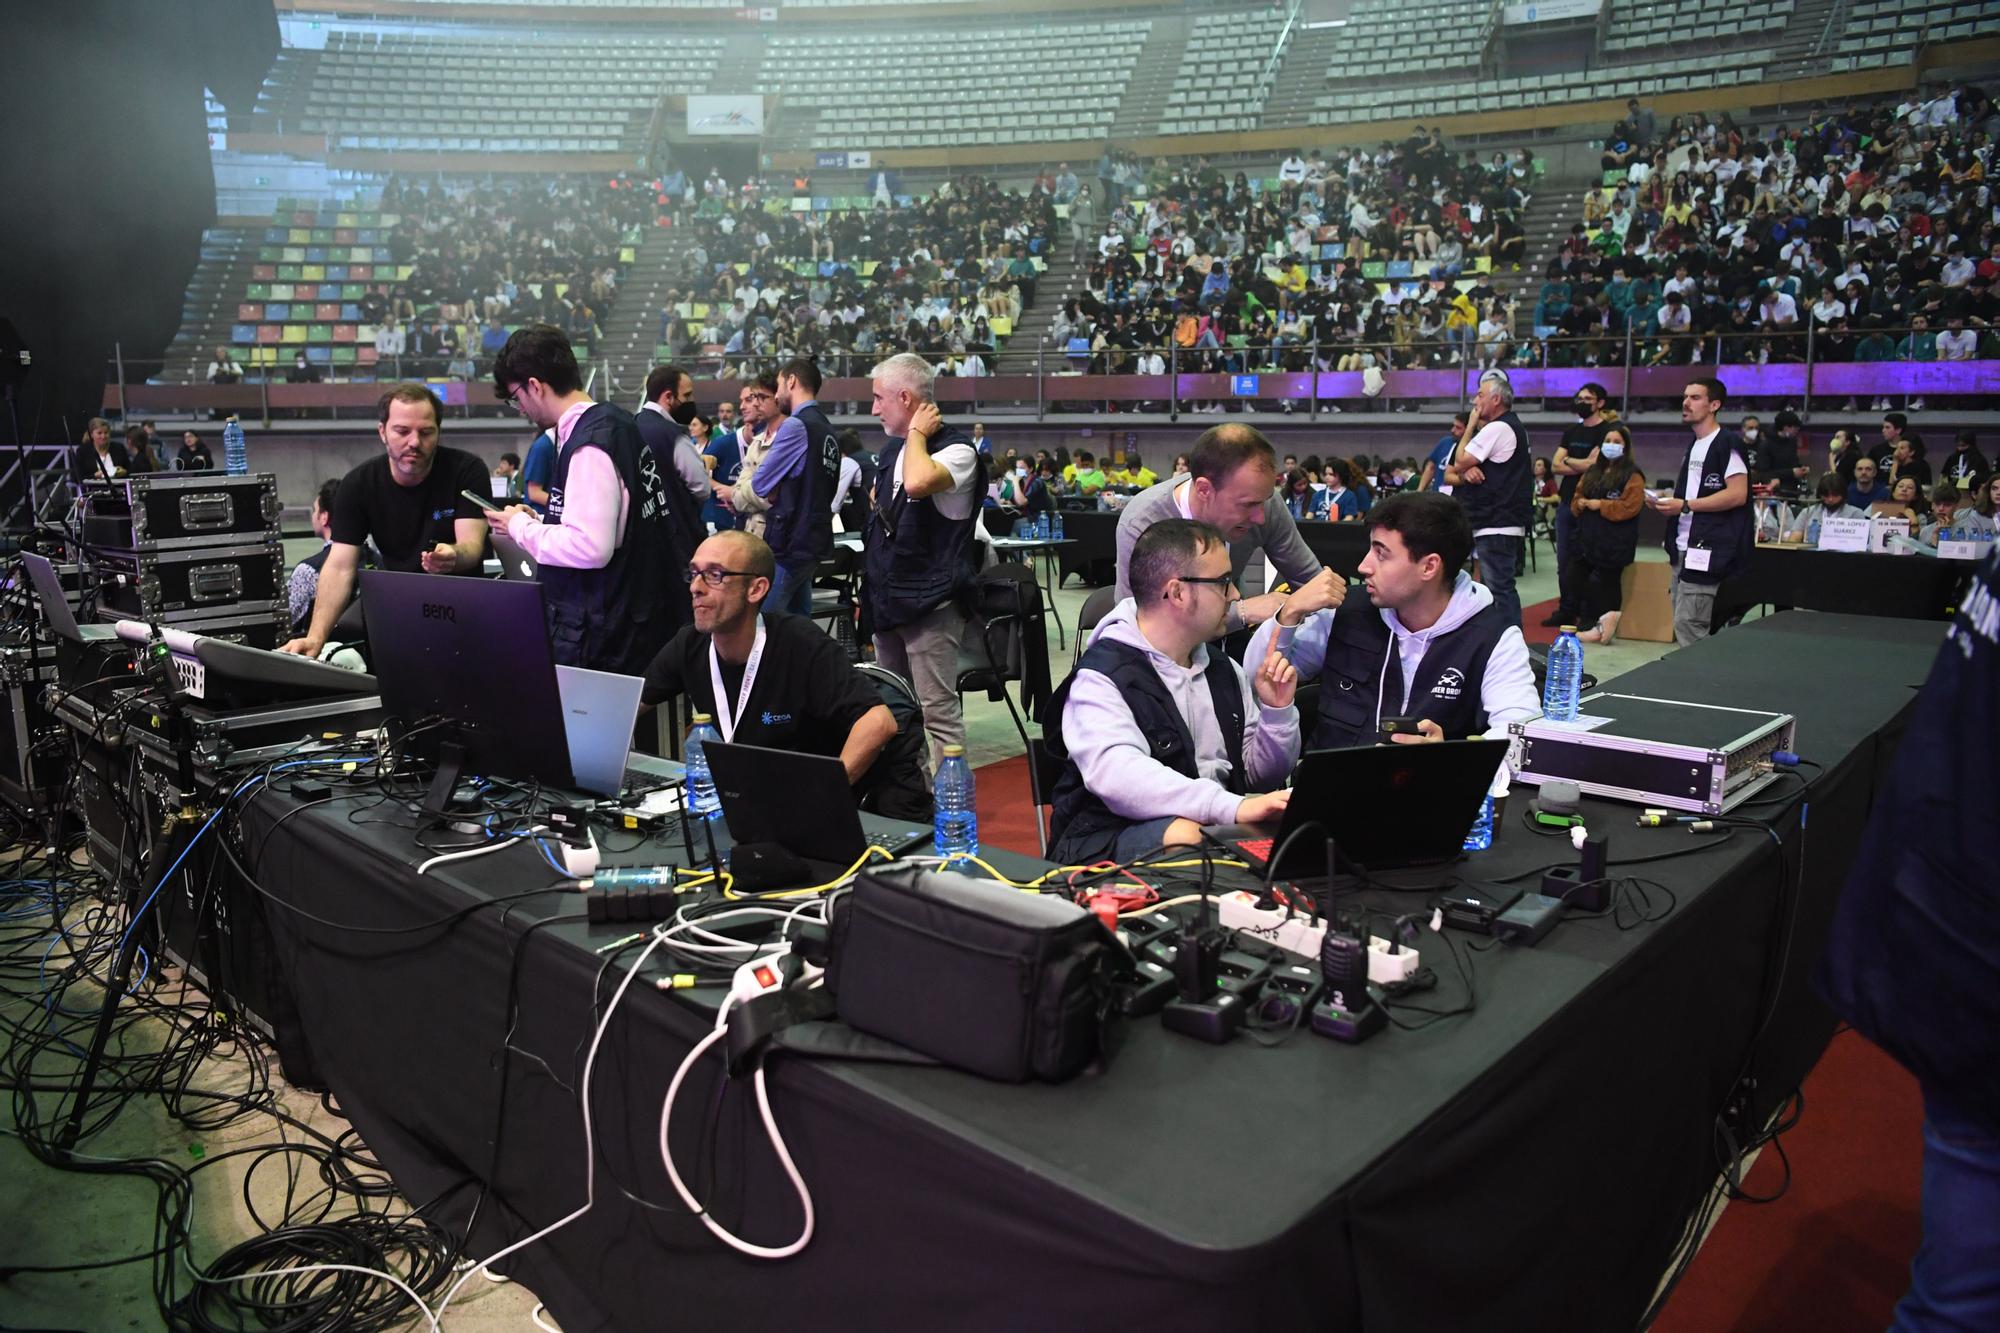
[20,552,118,642]
[553,664,644,797]
[1204,738,1510,876]
[489,528,540,582]
[704,741,928,866]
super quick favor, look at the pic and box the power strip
[1215,891,1421,985]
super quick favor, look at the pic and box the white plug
[1570,824,1588,851]
[559,827,600,878]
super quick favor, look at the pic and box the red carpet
[973,753,1041,856]
[1654,1028,1924,1332]
[1521,596,1564,645]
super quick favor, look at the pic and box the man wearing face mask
[1784,471,1871,544]
[1543,382,1611,628]
[637,363,713,507]
[1751,409,1811,497]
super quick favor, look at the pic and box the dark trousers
[1552,502,1578,614]
[1472,534,1524,630]
[1564,553,1628,624]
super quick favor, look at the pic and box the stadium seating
[293,30,727,154]
[1157,8,1293,137]
[756,21,1149,150]
[1323,0,1495,83]
[1837,0,1991,60]
[1313,51,1778,126]
[1604,0,1794,53]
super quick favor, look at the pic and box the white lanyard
[708,616,766,743]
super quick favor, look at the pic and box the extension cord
[1216,891,1421,985]
[560,827,600,878]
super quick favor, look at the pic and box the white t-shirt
[1677,428,1746,551]
[898,440,979,521]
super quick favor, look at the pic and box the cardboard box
[1619,561,1675,642]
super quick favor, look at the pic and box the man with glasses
[717,374,780,538]
[491,324,689,673]
[1045,518,1300,865]
[642,530,927,818]
[279,384,489,657]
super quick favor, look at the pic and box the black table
[1722,544,1971,622]
[243,613,1944,1333]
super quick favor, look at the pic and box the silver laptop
[490,528,539,582]
[554,664,644,796]
[20,553,118,642]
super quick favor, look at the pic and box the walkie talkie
[1311,912,1385,1044]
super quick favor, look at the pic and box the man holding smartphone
[279,384,489,658]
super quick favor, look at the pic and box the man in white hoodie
[1046,519,1301,865]
[1247,491,1538,749]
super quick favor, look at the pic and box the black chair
[1025,734,1067,859]
[955,563,1040,757]
[810,544,861,661]
[853,661,935,822]
[1074,585,1120,665]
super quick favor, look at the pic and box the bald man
[641,530,930,819]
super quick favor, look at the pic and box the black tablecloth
[1722,545,1970,621]
[243,613,1944,1333]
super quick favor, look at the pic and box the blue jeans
[1113,817,1178,863]
[1894,1088,2000,1330]
[1473,534,1523,630]
[768,558,817,617]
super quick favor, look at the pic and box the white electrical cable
[530,1301,562,1333]
[432,928,670,1321]
[415,828,548,876]
[657,995,816,1260]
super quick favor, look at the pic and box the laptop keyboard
[1235,837,1274,865]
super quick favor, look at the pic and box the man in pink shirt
[493,326,692,672]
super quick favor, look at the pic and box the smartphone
[1379,716,1423,737]
[461,488,502,513]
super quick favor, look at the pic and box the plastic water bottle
[222,416,248,475]
[1033,511,1048,540]
[683,713,722,821]
[1462,792,1495,852]
[1052,511,1066,541]
[933,744,978,860]
[1542,627,1583,723]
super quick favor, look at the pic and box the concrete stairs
[995,247,1086,374]
[1766,0,1848,80]
[1109,11,1191,140]
[597,223,704,398]
[1258,25,1344,131]
[158,228,259,384]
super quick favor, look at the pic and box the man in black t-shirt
[1544,381,1611,627]
[642,530,929,819]
[279,384,489,657]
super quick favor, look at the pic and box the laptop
[1205,738,1510,877]
[489,528,540,582]
[554,664,644,798]
[20,552,118,642]
[704,741,926,867]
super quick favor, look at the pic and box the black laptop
[704,741,930,867]
[1204,738,1510,876]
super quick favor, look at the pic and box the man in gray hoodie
[1247,492,1539,751]
[1047,519,1301,865]
[1114,424,1323,633]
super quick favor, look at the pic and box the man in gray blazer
[1113,424,1324,633]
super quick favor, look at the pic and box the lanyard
[708,616,766,743]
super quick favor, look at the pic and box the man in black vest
[755,357,840,616]
[636,362,712,508]
[1046,518,1300,866]
[1446,369,1535,630]
[492,324,688,674]
[1644,376,1752,647]
[864,352,986,770]
[1248,492,1539,751]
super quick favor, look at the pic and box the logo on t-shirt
[1432,668,1466,700]
[759,711,794,726]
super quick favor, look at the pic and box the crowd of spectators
[1058,132,1536,380]
[1531,86,1997,404]
[655,173,1057,378]
[346,173,654,380]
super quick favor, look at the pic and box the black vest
[865,423,987,633]
[1046,637,1245,865]
[1454,411,1535,534]
[1666,428,1754,586]
[542,403,682,669]
[1573,467,1643,568]
[1309,594,1510,750]
[763,401,839,568]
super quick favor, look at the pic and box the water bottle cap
[691,712,712,725]
[941,744,965,757]
[1559,625,1578,633]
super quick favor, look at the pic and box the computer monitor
[358,569,573,814]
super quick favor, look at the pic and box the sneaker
[1539,609,1568,628]
[1910,397,1926,410]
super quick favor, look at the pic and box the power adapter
[1493,892,1566,945]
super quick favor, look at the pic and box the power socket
[1217,890,1421,985]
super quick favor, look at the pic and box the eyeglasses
[500,388,522,411]
[685,566,758,588]
[1174,574,1237,594]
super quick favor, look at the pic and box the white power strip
[1216,890,1422,985]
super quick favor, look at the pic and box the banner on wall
[1501,0,1603,24]
[687,95,765,137]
